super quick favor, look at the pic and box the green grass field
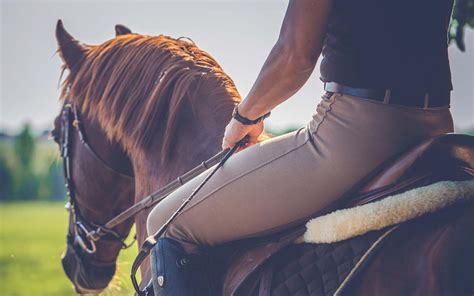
[0,202,136,295]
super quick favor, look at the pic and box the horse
[52,20,474,295]
[53,20,240,293]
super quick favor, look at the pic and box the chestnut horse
[52,21,474,295]
[53,20,239,293]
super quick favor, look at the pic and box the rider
[147,0,455,294]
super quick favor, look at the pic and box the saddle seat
[220,133,474,296]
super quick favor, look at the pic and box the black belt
[324,82,450,108]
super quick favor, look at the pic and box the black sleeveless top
[320,0,454,92]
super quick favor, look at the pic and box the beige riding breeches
[146,92,454,253]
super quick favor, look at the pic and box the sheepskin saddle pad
[304,179,474,244]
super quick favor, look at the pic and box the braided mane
[61,34,240,161]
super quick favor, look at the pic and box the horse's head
[53,19,240,292]
[53,20,136,293]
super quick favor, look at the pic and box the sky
[1,0,473,133]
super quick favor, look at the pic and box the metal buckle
[74,221,97,254]
[74,233,97,254]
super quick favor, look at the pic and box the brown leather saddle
[213,133,474,296]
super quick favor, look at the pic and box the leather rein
[59,102,232,255]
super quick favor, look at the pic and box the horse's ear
[115,24,132,36]
[55,19,88,69]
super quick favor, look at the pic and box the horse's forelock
[60,34,240,163]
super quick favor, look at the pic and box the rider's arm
[238,0,334,120]
[222,0,333,149]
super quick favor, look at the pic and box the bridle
[58,102,232,255]
[60,102,135,254]
[59,100,243,295]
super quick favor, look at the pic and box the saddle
[218,133,474,296]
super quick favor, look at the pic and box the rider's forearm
[237,0,333,120]
[238,43,317,120]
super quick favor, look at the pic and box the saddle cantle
[220,133,474,296]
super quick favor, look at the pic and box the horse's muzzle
[61,244,116,294]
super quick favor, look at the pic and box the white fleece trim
[304,180,474,244]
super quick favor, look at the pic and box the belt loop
[423,93,430,109]
[383,89,391,104]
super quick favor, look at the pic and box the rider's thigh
[146,126,313,245]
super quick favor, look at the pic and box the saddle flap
[222,228,304,296]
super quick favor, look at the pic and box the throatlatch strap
[131,139,245,295]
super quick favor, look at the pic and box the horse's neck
[132,120,223,282]
[133,137,222,198]
[132,79,236,199]
[131,90,234,280]
[125,71,237,281]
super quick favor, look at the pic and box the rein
[60,102,240,255]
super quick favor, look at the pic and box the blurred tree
[0,157,12,200]
[14,123,35,169]
[450,0,474,51]
[48,161,66,201]
[11,123,39,199]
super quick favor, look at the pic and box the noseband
[60,103,135,254]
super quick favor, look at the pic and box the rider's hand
[222,118,264,150]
